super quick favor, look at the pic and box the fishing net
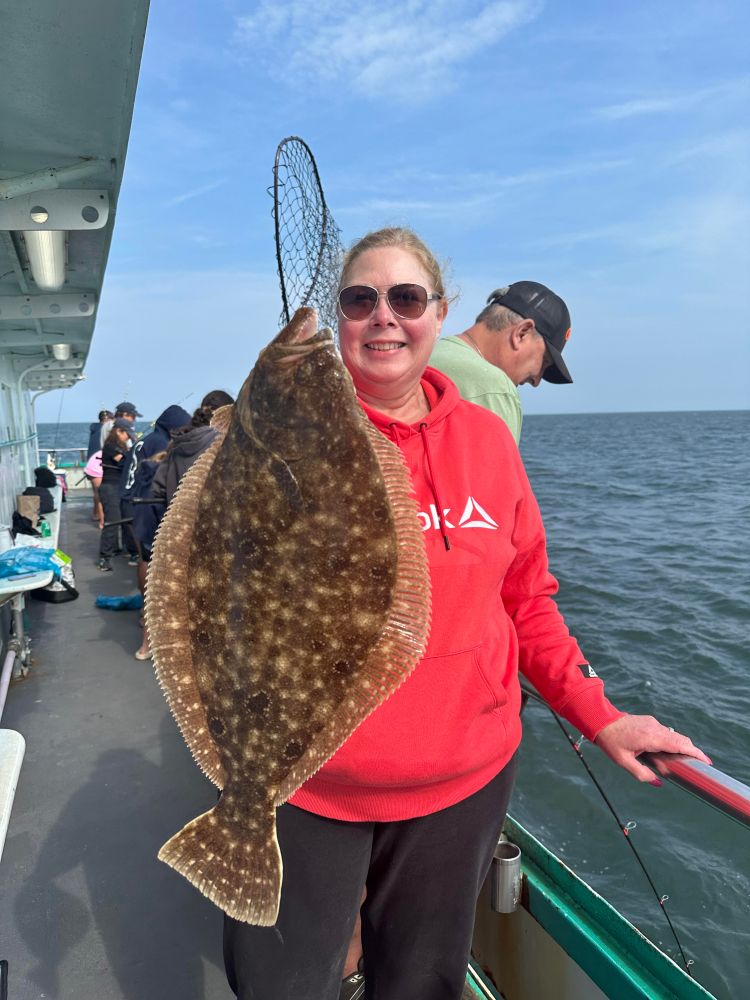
[272,136,344,331]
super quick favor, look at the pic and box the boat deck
[1,499,230,999]
[1,500,484,1000]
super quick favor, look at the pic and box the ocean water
[36,420,153,455]
[515,409,750,1000]
[38,411,750,998]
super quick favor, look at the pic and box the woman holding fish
[148,227,710,1000]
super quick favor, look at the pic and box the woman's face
[115,428,130,445]
[338,247,447,404]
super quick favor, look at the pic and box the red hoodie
[290,369,623,822]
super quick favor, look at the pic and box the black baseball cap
[113,417,137,436]
[115,400,142,417]
[487,281,573,384]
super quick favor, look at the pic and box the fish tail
[158,796,282,925]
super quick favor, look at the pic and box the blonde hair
[340,227,446,297]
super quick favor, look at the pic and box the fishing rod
[102,497,167,528]
[520,682,694,976]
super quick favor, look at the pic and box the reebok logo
[417,496,498,532]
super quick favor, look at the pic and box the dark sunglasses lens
[387,284,428,318]
[339,286,378,320]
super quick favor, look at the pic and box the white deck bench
[0,729,25,864]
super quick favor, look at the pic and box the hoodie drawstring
[419,423,451,551]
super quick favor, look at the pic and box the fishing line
[521,685,694,976]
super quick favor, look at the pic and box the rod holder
[491,839,521,913]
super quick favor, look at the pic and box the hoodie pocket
[472,645,509,713]
[322,644,512,788]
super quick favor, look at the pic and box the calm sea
[38,411,750,999]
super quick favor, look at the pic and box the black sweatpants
[99,482,122,559]
[223,758,517,1000]
[119,497,138,557]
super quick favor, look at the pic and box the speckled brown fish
[146,307,430,925]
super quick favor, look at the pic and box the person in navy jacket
[118,404,190,566]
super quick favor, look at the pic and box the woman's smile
[364,341,405,351]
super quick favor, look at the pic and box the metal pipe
[0,646,18,723]
[0,159,109,200]
[643,753,750,831]
[491,839,522,913]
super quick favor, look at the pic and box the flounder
[146,307,431,924]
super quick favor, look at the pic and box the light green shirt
[429,336,523,444]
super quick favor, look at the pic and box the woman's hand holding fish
[594,714,712,783]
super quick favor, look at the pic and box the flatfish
[146,307,431,924]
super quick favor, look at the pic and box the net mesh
[272,136,344,331]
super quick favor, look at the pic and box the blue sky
[41,0,750,421]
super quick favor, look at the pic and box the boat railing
[37,446,88,467]
[520,682,750,831]
[642,752,750,830]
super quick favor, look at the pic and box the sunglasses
[338,283,443,321]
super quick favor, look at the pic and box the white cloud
[165,179,227,208]
[334,157,630,217]
[593,77,750,121]
[662,129,750,166]
[235,0,542,100]
[532,193,750,279]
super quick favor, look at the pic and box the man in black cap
[114,400,142,422]
[99,401,142,449]
[110,402,142,562]
[430,281,573,444]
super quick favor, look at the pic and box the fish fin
[210,404,234,433]
[147,415,232,788]
[158,795,282,925]
[274,419,431,804]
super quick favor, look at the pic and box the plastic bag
[0,546,69,579]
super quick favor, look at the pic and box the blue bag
[0,546,65,579]
[95,593,144,610]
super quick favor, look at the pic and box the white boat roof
[0,1,149,392]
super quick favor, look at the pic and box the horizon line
[36,406,750,424]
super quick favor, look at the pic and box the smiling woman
[221,226,711,1000]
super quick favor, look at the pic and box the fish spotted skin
[147,307,431,924]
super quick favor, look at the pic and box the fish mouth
[268,309,335,366]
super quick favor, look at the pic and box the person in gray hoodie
[134,390,234,660]
[152,389,234,507]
